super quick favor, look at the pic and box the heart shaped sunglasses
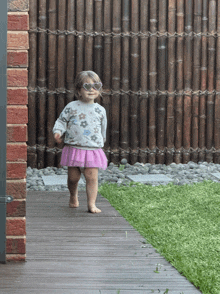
[83,82,102,92]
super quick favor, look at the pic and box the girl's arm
[52,104,71,139]
[101,109,107,143]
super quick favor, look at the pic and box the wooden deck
[0,191,202,294]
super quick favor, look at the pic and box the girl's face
[78,78,101,104]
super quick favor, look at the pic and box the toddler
[53,71,108,213]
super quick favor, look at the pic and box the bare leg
[68,167,81,208]
[84,168,101,213]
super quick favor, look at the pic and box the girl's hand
[54,133,63,144]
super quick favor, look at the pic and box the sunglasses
[83,82,102,92]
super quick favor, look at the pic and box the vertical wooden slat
[214,0,220,163]
[47,0,57,167]
[111,0,121,164]
[76,0,84,74]
[130,0,139,164]
[199,0,208,162]
[28,0,38,168]
[206,0,216,162]
[175,0,184,163]
[57,0,66,114]
[191,0,202,163]
[94,0,103,84]
[94,0,103,105]
[84,0,93,71]
[57,0,67,166]
[66,0,75,104]
[183,0,193,164]
[120,0,130,163]
[166,0,176,164]
[38,0,47,168]
[102,0,111,163]
[139,0,148,163]
[148,0,157,164]
[157,0,167,164]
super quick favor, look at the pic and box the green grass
[99,180,220,294]
[118,164,125,171]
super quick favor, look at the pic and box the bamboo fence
[111,0,121,164]
[175,0,184,163]
[157,0,167,164]
[46,0,57,167]
[216,0,220,162]
[120,0,130,163]
[192,0,202,163]
[28,0,220,168]
[28,0,37,167]
[102,0,111,163]
[166,0,176,164]
[37,0,47,169]
[148,0,157,164]
[139,0,148,164]
[199,0,208,162]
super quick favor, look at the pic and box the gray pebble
[125,163,131,168]
[149,169,160,174]
[121,158,127,165]
[26,161,220,191]
[117,173,125,179]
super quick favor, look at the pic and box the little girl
[53,71,108,213]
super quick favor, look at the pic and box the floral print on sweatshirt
[53,100,107,149]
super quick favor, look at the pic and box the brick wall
[6,0,29,262]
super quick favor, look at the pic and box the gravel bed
[26,159,220,192]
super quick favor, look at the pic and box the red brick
[6,238,26,254]
[8,0,29,12]
[6,179,26,199]
[7,88,28,105]
[7,50,28,67]
[8,13,29,31]
[7,69,28,87]
[7,106,28,124]
[7,31,29,50]
[7,143,27,162]
[6,254,26,262]
[7,162,26,179]
[6,218,26,236]
[7,200,26,217]
[7,124,27,142]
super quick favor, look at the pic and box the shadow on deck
[0,191,201,294]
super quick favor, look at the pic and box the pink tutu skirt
[60,146,108,170]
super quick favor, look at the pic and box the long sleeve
[52,104,71,136]
[101,109,107,143]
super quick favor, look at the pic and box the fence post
[0,0,8,264]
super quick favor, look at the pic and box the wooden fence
[28,0,220,168]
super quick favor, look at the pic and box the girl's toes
[88,206,101,213]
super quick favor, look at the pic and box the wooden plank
[0,191,201,293]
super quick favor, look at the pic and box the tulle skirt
[60,145,108,170]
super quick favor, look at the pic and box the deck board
[0,191,202,293]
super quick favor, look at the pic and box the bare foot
[88,205,101,213]
[69,195,79,208]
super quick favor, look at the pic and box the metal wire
[28,87,219,97]
[29,28,220,38]
[27,145,220,155]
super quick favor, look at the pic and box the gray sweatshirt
[53,100,107,150]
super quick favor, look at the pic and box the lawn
[99,180,220,294]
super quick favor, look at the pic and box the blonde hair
[74,71,102,99]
